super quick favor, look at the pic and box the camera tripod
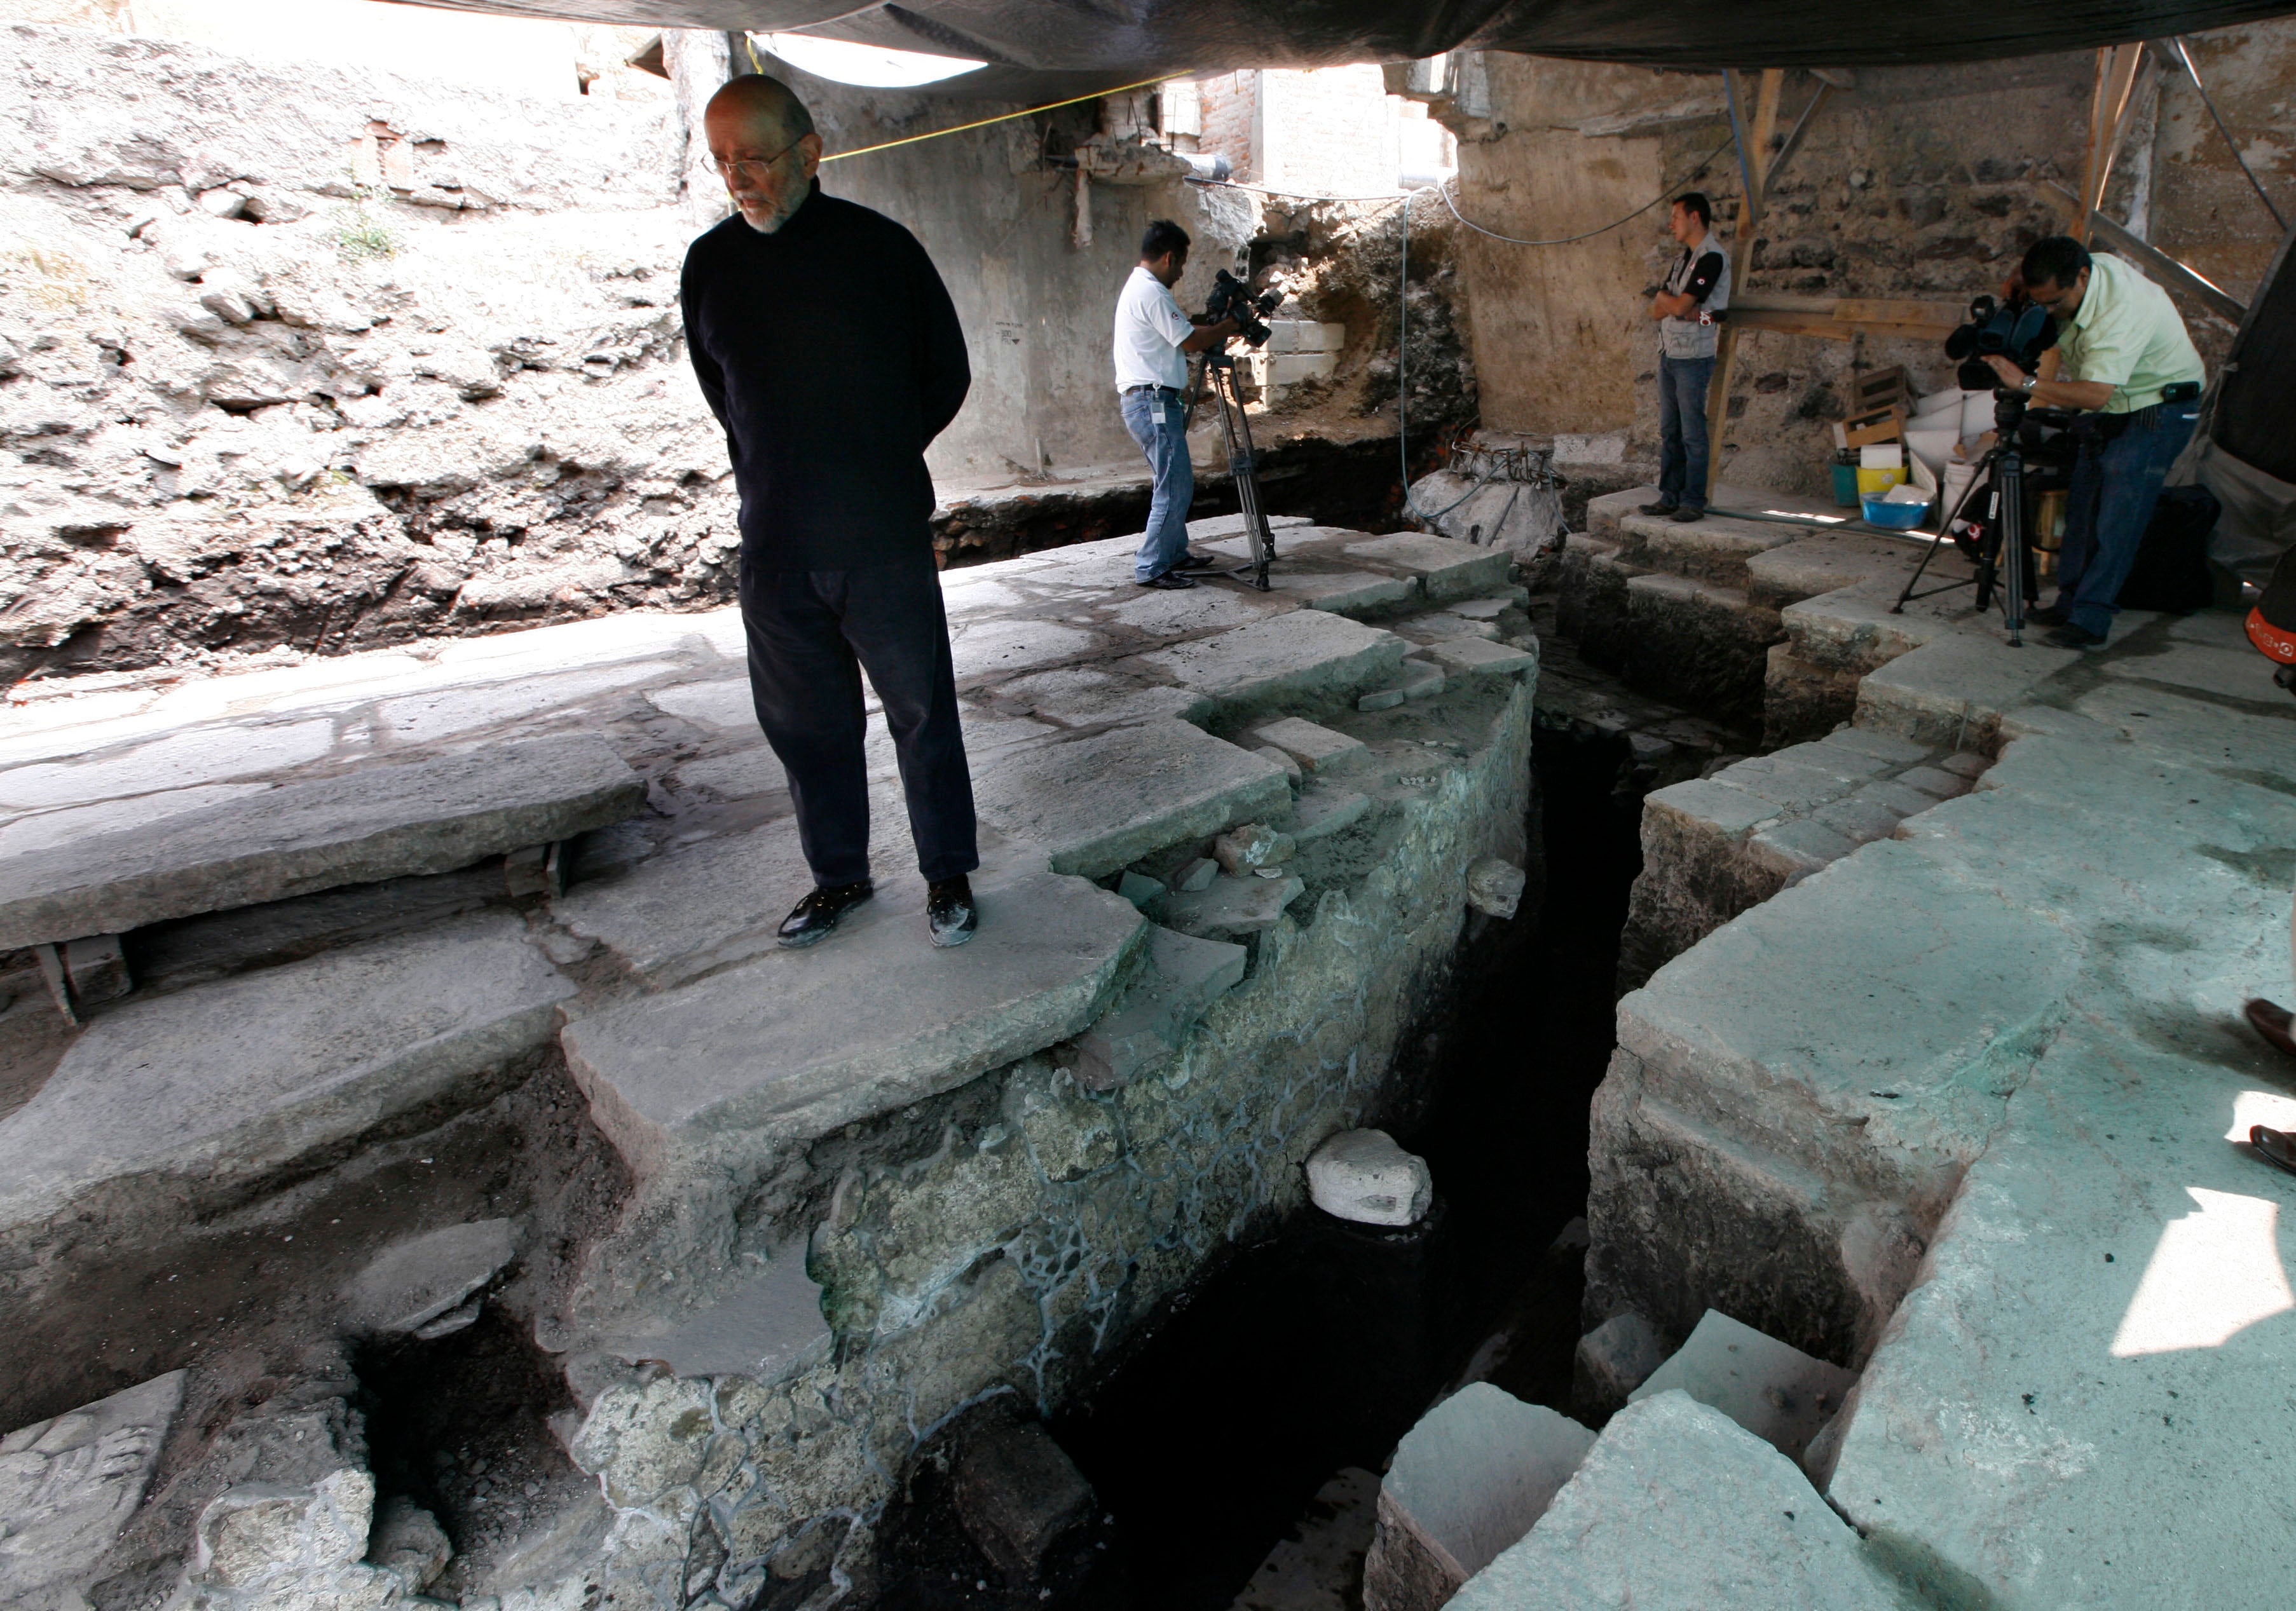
[1892,390,2039,646]
[1198,348,1276,591]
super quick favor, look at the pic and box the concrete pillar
[664,29,735,231]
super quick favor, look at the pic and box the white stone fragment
[0,1371,185,1603]
[342,1218,518,1337]
[1306,1129,1432,1227]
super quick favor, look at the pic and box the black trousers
[739,556,979,887]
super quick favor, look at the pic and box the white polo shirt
[1113,265,1193,393]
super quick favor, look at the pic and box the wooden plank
[1833,297,1968,326]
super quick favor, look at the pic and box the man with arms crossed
[1114,219,1238,590]
[1983,236,2205,650]
[1641,192,1729,526]
[681,74,980,949]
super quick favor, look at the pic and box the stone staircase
[1559,486,1960,743]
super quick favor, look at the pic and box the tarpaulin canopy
[399,0,2296,76]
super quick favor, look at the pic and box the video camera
[1205,269,1283,348]
[1943,292,2058,391]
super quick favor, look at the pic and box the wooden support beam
[2068,44,2143,235]
[1704,68,1783,501]
[1766,82,1833,193]
[2044,182,2253,322]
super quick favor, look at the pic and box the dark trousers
[1657,353,1716,511]
[739,557,979,887]
[2056,408,2199,639]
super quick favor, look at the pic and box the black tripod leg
[1999,451,2025,646]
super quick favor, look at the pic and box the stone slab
[342,1218,519,1338]
[2098,638,2289,705]
[950,616,1104,683]
[1104,585,1268,638]
[1159,873,1305,939]
[1451,1392,1913,1611]
[1615,510,1801,586]
[648,676,758,731]
[1072,925,1248,1091]
[375,658,686,742]
[1744,532,1918,606]
[0,914,572,1237]
[0,1371,186,1602]
[0,719,337,813]
[1188,512,1315,543]
[559,868,1144,1170]
[1855,631,2082,751]
[1422,637,1536,679]
[973,720,1292,880]
[1628,1309,1856,1466]
[1779,585,1958,676]
[1343,534,1515,602]
[1251,717,1369,776]
[1290,785,1370,844]
[1375,1383,1594,1588]
[989,667,1210,728]
[599,1247,830,1387]
[1126,611,1408,718]
[669,745,789,801]
[0,735,645,950]
[1270,569,1418,616]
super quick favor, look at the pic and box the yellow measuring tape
[740,34,1179,164]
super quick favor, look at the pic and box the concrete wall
[1440,25,2296,501]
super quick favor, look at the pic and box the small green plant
[329,179,398,261]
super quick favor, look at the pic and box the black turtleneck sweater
[681,182,971,571]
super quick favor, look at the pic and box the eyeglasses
[711,138,805,184]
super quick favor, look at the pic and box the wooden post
[1702,67,1782,503]
[2068,44,2143,238]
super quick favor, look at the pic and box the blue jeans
[2056,407,2199,638]
[1123,388,1194,580]
[1657,353,1715,512]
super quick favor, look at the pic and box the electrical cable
[1431,135,1737,247]
[2172,37,2288,233]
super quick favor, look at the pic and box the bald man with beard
[681,74,980,950]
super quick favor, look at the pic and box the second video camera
[1943,292,2058,391]
[1206,269,1283,347]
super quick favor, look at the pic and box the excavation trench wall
[563,680,1535,1608]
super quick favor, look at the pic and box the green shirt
[2054,252,2206,414]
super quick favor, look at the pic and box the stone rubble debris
[1213,821,1296,876]
[1571,1310,1669,1419]
[1463,857,1525,920]
[341,1217,519,1339]
[1306,1129,1433,1227]
[952,1413,1100,1591]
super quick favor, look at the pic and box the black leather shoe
[2043,622,2108,649]
[1173,549,1224,571]
[1636,500,1678,517]
[927,876,978,948]
[1136,570,1198,590]
[777,880,872,948]
[1668,505,1705,523]
[2025,602,2070,627]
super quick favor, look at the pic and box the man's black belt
[1122,383,1184,396]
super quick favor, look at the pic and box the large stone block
[1612,509,1800,588]
[1620,573,1783,726]
[1449,1392,1911,1610]
[973,720,1292,880]
[0,913,572,1243]
[1072,925,1247,1091]
[0,735,644,949]
[1627,1309,1856,1467]
[1126,611,1408,719]
[1343,533,1515,603]
[1363,1383,1593,1611]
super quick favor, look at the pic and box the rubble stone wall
[564,677,1536,1609]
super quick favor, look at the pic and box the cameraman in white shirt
[1113,219,1237,590]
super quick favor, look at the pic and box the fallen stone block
[974,720,1291,880]
[1292,784,1370,845]
[1449,1392,1908,1611]
[1358,685,1408,712]
[1895,764,1972,800]
[598,1246,830,1387]
[1213,822,1295,875]
[1627,1309,1857,1467]
[1422,637,1536,680]
[368,1496,451,1595]
[1072,925,1248,1091]
[0,914,573,1247]
[1273,568,1419,617]
[341,1218,519,1338]
[1344,533,1515,603]
[1938,750,1990,778]
[0,1371,185,1605]
[1307,1129,1432,1227]
[953,1415,1098,1589]
[1465,857,1526,919]
[1363,1383,1594,1611]
[1161,873,1304,939]
[1400,659,1444,701]
[1116,870,1164,909]
[1252,716,1370,776]
[1127,611,1407,719]
[0,735,645,951]
[1572,1310,1668,1417]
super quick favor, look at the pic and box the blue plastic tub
[1862,493,1931,529]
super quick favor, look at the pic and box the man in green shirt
[1983,236,2205,648]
